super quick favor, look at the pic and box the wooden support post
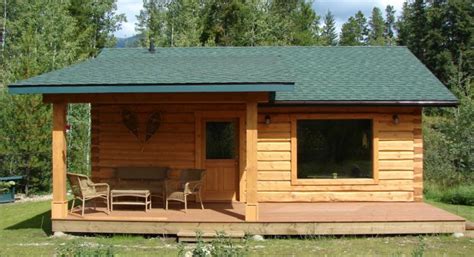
[51,103,68,219]
[245,101,258,221]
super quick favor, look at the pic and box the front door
[201,119,239,201]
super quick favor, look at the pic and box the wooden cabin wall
[91,103,423,203]
[90,103,245,182]
[256,106,423,202]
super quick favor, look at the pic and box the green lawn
[0,200,473,257]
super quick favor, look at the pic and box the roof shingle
[9,46,458,103]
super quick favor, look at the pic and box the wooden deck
[53,202,466,236]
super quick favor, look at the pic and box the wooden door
[201,119,239,201]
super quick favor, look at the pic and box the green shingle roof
[9,46,458,105]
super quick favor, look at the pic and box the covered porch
[49,92,269,223]
[54,202,465,235]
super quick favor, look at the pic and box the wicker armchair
[165,169,206,212]
[67,173,110,216]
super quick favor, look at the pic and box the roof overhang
[267,100,459,107]
[8,82,295,94]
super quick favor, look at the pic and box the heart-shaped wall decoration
[121,108,162,151]
[145,111,161,143]
[121,109,139,141]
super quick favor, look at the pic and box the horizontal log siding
[91,104,244,182]
[257,107,422,202]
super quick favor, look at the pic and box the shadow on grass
[5,209,53,235]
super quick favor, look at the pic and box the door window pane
[206,122,235,159]
[297,119,373,179]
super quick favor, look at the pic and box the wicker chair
[67,173,110,216]
[165,169,206,212]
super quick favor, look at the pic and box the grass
[426,199,474,222]
[0,200,473,257]
[425,184,474,207]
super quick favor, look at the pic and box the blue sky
[114,0,405,38]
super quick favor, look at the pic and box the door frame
[194,111,246,202]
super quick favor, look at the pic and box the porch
[53,202,466,235]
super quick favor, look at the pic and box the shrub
[424,98,474,188]
[439,185,474,206]
[179,231,249,257]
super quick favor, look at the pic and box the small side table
[111,189,151,212]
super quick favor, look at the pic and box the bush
[425,183,474,206]
[439,185,474,206]
[424,97,474,188]
[178,231,249,257]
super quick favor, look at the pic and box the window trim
[290,114,379,186]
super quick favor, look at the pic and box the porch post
[51,103,68,219]
[245,101,259,221]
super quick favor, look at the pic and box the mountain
[116,35,140,48]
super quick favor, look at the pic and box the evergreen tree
[0,1,78,193]
[354,11,368,44]
[384,5,396,45]
[321,11,337,46]
[396,2,412,46]
[340,11,367,46]
[340,17,359,46]
[136,0,167,48]
[200,0,254,46]
[368,7,385,45]
[68,0,126,58]
[424,0,454,84]
[0,0,125,193]
[266,0,321,45]
[165,0,203,47]
[405,0,428,60]
[442,0,473,97]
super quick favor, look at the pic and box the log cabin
[8,46,466,237]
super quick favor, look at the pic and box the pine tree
[340,17,359,46]
[68,0,126,58]
[200,0,254,46]
[424,0,454,85]
[396,2,411,46]
[136,0,167,48]
[321,11,337,46]
[165,0,203,47]
[368,7,385,45]
[266,0,321,46]
[408,0,428,60]
[354,11,368,45]
[340,11,368,46]
[384,5,396,45]
[442,0,473,97]
[0,0,125,193]
[0,2,76,193]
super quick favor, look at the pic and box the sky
[114,0,405,38]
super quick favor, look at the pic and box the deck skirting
[52,219,465,236]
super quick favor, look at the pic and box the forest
[0,0,472,205]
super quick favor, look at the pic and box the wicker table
[111,189,151,212]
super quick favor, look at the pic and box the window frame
[290,114,379,186]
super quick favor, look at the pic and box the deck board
[65,202,464,223]
[55,202,465,235]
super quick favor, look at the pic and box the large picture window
[297,119,373,179]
